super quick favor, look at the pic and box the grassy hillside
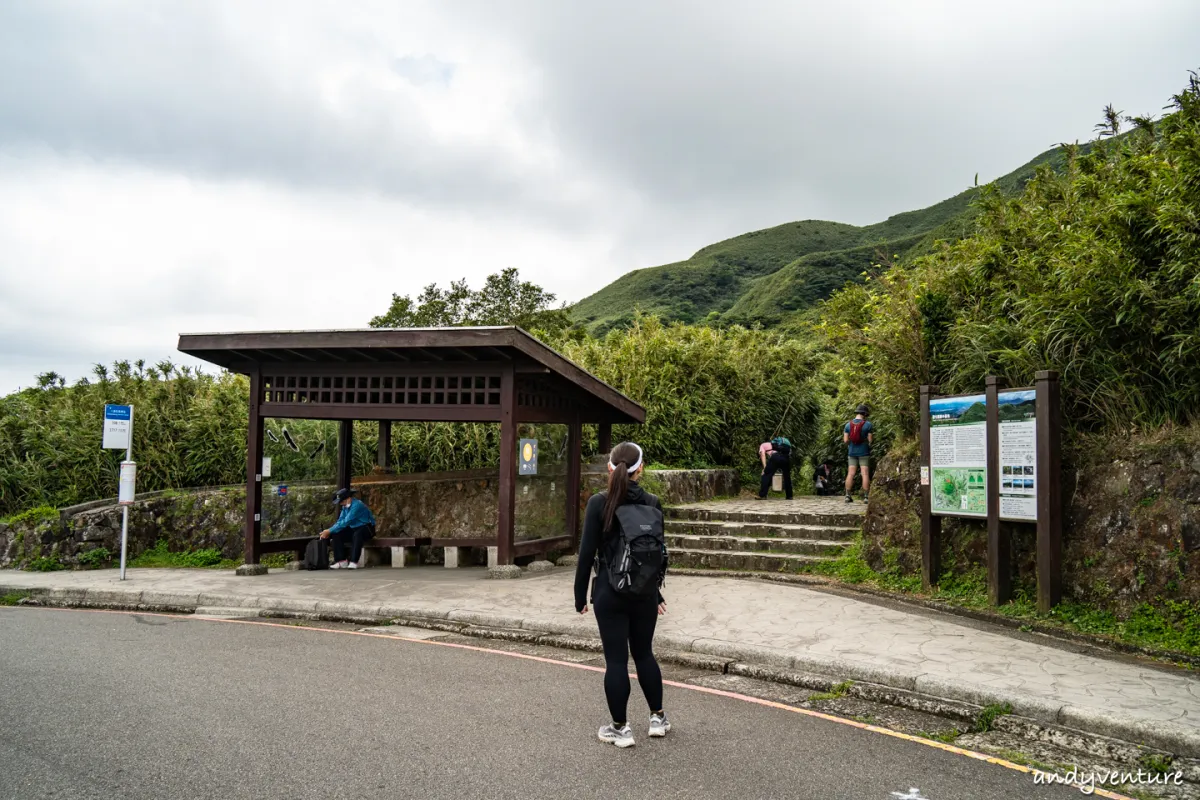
[571,143,1074,332]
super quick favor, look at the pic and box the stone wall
[861,430,1200,617]
[0,467,738,570]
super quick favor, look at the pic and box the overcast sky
[1,0,1197,392]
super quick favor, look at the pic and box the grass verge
[0,591,31,606]
[129,540,240,570]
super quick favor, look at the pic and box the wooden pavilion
[177,327,644,566]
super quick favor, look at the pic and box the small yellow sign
[522,443,533,461]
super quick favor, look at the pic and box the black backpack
[303,537,329,570]
[603,497,666,598]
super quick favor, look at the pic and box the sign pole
[1035,371,1062,612]
[119,405,133,581]
[919,385,941,590]
[985,377,1011,605]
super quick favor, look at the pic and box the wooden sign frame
[920,371,1062,611]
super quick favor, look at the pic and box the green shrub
[77,547,112,568]
[26,556,65,572]
[2,506,58,525]
[972,702,1013,733]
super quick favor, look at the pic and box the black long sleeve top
[573,483,665,612]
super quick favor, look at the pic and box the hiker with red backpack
[843,404,874,503]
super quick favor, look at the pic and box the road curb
[6,581,1200,759]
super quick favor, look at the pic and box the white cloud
[0,157,618,391]
[0,0,1198,392]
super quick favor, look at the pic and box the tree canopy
[369,268,570,335]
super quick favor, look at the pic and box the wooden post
[566,415,583,550]
[337,419,353,490]
[244,370,264,565]
[985,377,1011,605]
[598,422,612,455]
[1035,370,1063,612]
[919,385,941,590]
[497,365,518,565]
[378,420,392,473]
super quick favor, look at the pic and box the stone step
[669,548,831,573]
[665,534,849,557]
[664,519,858,541]
[666,507,864,528]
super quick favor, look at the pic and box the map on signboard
[929,394,988,518]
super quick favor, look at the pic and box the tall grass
[555,316,822,481]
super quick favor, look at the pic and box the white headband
[610,443,643,474]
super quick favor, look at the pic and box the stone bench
[263,534,572,569]
[262,535,430,568]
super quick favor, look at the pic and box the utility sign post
[102,404,135,580]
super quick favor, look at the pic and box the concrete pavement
[3,565,1200,758]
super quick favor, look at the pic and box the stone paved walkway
[3,563,1199,755]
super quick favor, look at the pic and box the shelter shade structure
[178,327,645,566]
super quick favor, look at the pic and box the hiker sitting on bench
[319,488,376,570]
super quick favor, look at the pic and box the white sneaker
[598,723,635,748]
[649,713,671,738]
[330,561,348,570]
[347,562,358,569]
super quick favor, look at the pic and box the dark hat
[855,404,870,415]
[333,487,357,504]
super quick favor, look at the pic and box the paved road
[6,566,1198,747]
[0,607,1087,800]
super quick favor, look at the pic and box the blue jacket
[329,498,375,534]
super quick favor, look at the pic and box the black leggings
[759,452,793,499]
[592,581,663,724]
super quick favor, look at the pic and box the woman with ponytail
[574,441,669,748]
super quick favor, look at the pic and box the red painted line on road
[11,606,1136,799]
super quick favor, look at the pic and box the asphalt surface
[0,607,1089,800]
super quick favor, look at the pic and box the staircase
[665,498,865,573]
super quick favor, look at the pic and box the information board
[997,389,1038,522]
[929,393,988,517]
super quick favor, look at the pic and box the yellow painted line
[18,606,1136,798]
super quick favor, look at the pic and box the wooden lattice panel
[262,374,502,407]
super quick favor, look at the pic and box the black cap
[855,404,870,415]
[333,488,357,504]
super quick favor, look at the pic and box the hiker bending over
[844,405,874,503]
[758,436,793,500]
[319,488,376,569]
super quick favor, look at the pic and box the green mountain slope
[571,142,1074,332]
